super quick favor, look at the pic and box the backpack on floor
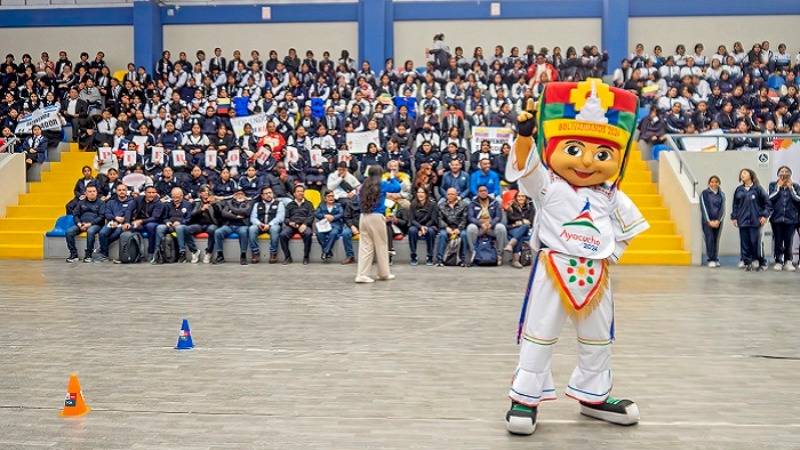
[443,236,461,266]
[519,241,533,267]
[155,234,178,264]
[118,231,142,264]
[473,236,498,266]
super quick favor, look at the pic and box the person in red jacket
[526,53,558,83]
[257,121,286,161]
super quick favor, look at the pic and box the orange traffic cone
[59,373,91,417]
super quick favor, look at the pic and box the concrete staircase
[0,142,93,259]
[619,144,691,265]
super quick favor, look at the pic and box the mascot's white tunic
[505,139,649,407]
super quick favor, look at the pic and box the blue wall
[1,0,798,70]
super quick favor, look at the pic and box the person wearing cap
[212,186,253,265]
[504,79,648,435]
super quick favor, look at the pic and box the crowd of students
[700,166,800,271]
[627,41,800,150]
[0,39,799,267]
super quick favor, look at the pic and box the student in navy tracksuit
[768,166,800,270]
[731,168,770,271]
[700,175,725,267]
[65,185,105,263]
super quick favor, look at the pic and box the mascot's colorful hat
[537,78,638,156]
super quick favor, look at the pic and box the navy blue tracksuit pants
[701,222,722,263]
[738,226,764,266]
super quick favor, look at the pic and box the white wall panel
[394,18,601,66]
[0,26,133,70]
[629,16,800,56]
[163,22,358,62]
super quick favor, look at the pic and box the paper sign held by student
[123,150,137,167]
[255,150,270,165]
[131,135,149,155]
[315,218,332,233]
[284,146,299,165]
[205,150,217,169]
[173,150,186,167]
[345,129,380,154]
[227,149,241,167]
[338,150,350,163]
[151,146,164,166]
[309,148,324,167]
[98,146,113,162]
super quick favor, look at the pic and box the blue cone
[175,319,194,350]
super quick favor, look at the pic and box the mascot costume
[504,78,648,435]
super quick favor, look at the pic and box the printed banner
[346,129,380,154]
[15,105,63,134]
[255,150,270,165]
[772,138,800,181]
[470,127,514,154]
[131,135,149,155]
[230,112,269,138]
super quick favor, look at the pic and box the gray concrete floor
[0,261,798,449]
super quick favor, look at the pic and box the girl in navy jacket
[700,175,725,267]
[768,166,800,270]
[731,168,770,270]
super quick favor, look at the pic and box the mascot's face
[547,137,621,187]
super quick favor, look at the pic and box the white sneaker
[355,276,375,283]
[752,261,760,269]
[707,262,716,268]
[191,250,200,264]
[202,252,211,264]
[786,263,796,272]
[378,274,396,281]
[737,260,745,269]
[713,261,721,268]
[774,263,783,271]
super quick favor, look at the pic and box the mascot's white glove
[608,240,629,264]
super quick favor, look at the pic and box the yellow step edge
[0,231,44,246]
[627,235,683,251]
[0,218,57,231]
[619,250,691,265]
[0,244,43,259]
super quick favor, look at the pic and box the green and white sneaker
[506,402,537,435]
[580,396,640,425]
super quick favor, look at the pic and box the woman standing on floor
[700,175,725,267]
[767,166,800,271]
[731,168,770,271]
[355,165,402,283]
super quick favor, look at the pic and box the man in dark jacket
[280,184,315,264]
[435,187,469,266]
[248,186,286,264]
[154,186,193,264]
[127,185,164,259]
[60,87,89,140]
[339,197,360,265]
[96,184,134,262]
[212,187,252,265]
[65,185,105,263]
[187,185,224,263]
[465,184,507,265]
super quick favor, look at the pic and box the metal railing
[663,135,700,198]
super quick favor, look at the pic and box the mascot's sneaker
[506,402,537,435]
[579,397,640,425]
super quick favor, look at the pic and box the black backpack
[443,235,461,266]
[118,231,142,264]
[155,233,178,264]
[473,235,498,266]
[519,241,533,267]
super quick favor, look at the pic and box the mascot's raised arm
[504,78,649,435]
